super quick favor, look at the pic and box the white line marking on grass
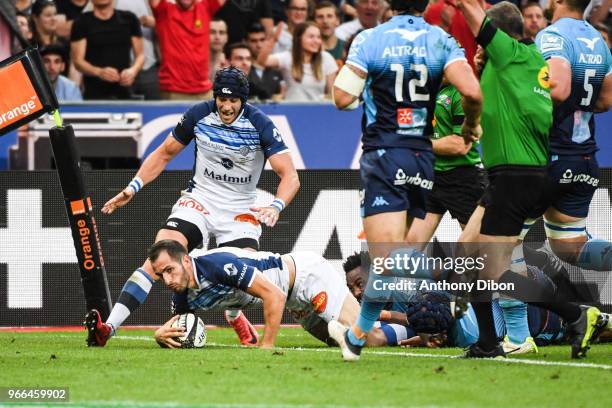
[17,400,425,408]
[107,335,612,371]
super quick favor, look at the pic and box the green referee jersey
[432,85,482,172]
[478,19,551,168]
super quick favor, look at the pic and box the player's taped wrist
[128,176,144,194]
[270,198,286,212]
[334,65,366,97]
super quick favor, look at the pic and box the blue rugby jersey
[536,18,612,155]
[346,15,465,151]
[185,247,288,311]
[172,101,289,207]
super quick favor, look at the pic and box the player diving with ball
[149,239,388,349]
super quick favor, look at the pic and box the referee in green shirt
[407,83,486,243]
[458,0,601,359]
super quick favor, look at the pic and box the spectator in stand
[522,2,546,40]
[216,0,273,44]
[16,0,33,14]
[335,0,382,41]
[115,0,160,100]
[273,0,310,53]
[71,0,144,99]
[226,42,253,74]
[151,0,224,100]
[260,21,337,101]
[209,18,229,82]
[594,22,612,50]
[16,11,34,43]
[55,0,88,39]
[247,23,284,101]
[31,0,60,47]
[314,1,345,62]
[40,44,82,101]
[589,0,612,29]
[0,1,25,60]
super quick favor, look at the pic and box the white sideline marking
[108,335,612,371]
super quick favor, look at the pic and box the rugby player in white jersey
[85,67,300,347]
[148,240,386,348]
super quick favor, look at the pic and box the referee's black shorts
[479,165,548,236]
[427,165,487,225]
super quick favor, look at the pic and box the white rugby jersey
[172,101,289,207]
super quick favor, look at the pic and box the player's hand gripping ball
[170,313,207,348]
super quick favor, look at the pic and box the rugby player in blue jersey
[85,67,300,347]
[328,0,483,361]
[497,0,612,355]
[147,240,386,349]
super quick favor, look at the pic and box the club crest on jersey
[311,291,328,313]
[239,145,251,156]
[221,158,234,169]
[539,33,563,52]
[397,108,413,126]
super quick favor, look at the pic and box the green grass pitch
[1,327,611,408]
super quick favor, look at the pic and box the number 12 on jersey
[390,63,430,102]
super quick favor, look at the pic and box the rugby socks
[106,268,155,332]
[498,270,581,323]
[379,323,411,346]
[576,239,612,271]
[498,299,530,344]
[225,310,241,320]
[472,300,498,350]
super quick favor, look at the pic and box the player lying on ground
[85,67,299,348]
[147,239,386,348]
[344,252,612,350]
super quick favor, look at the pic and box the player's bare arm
[444,60,482,143]
[250,152,300,227]
[246,273,287,348]
[456,0,486,37]
[547,58,572,104]
[332,63,366,110]
[594,73,612,112]
[432,136,473,156]
[102,135,186,214]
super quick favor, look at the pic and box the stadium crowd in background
[4,0,612,101]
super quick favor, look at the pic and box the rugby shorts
[479,165,548,236]
[360,147,435,219]
[546,154,599,218]
[164,190,261,250]
[427,165,487,225]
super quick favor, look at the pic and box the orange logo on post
[234,213,260,226]
[70,199,85,215]
[311,291,328,314]
[0,61,43,131]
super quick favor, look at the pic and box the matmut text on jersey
[172,101,289,206]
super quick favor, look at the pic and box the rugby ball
[171,313,207,348]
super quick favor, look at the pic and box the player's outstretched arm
[333,64,366,110]
[251,152,299,227]
[445,61,482,142]
[246,273,286,348]
[456,0,486,37]
[101,134,186,214]
[594,73,612,112]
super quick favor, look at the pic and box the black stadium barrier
[1,170,611,327]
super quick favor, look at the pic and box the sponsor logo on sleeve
[540,33,564,52]
[311,291,328,314]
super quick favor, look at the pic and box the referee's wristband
[270,198,286,212]
[128,176,144,194]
